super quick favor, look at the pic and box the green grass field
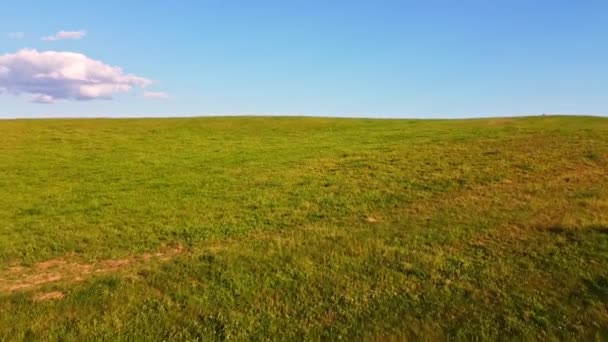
[1,116,607,339]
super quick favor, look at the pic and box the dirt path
[0,244,183,301]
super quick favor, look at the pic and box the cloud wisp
[0,49,152,103]
[143,91,171,100]
[42,30,87,41]
[7,32,25,39]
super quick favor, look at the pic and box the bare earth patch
[0,244,184,295]
[366,216,379,223]
[33,291,64,302]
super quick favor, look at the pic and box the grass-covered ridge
[1,116,607,339]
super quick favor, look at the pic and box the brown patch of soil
[33,291,64,302]
[0,244,184,295]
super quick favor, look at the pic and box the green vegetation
[1,116,607,339]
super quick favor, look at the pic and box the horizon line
[1,112,607,121]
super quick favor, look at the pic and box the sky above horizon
[1,0,607,119]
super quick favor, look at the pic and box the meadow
[0,116,607,339]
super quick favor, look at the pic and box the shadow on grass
[544,224,608,235]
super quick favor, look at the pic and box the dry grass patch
[0,244,184,294]
[33,291,64,302]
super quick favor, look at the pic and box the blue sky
[1,0,607,118]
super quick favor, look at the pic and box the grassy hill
[1,116,607,339]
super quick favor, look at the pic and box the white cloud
[42,30,87,41]
[31,94,55,104]
[0,49,151,104]
[143,91,170,100]
[7,32,25,39]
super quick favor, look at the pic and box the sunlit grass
[1,116,607,339]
